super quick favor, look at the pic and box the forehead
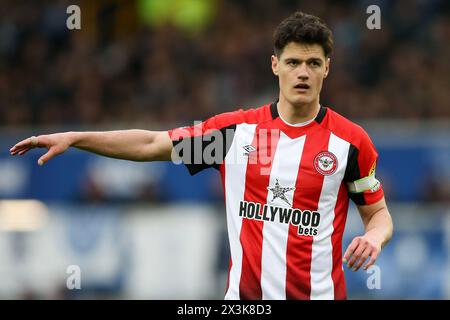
[279,42,326,60]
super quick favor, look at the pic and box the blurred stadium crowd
[0,0,449,129]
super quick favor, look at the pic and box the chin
[289,97,312,107]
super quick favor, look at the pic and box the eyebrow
[284,57,323,63]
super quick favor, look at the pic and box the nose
[297,62,309,80]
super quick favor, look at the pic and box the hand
[10,132,73,166]
[343,234,382,272]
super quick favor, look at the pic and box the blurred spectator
[0,0,449,130]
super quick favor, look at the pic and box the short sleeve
[344,129,384,205]
[168,114,237,175]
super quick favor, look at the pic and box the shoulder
[212,103,273,129]
[169,103,273,139]
[321,107,373,147]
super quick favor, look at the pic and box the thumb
[38,149,57,166]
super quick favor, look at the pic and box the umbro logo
[243,145,256,155]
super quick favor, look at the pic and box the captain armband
[347,174,381,193]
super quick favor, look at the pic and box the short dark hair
[274,11,333,58]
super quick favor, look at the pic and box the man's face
[271,42,330,107]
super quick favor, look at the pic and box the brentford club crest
[314,151,338,176]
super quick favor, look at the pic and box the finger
[11,144,32,154]
[343,238,360,263]
[10,136,39,152]
[363,250,379,270]
[12,141,42,155]
[38,148,57,166]
[17,147,33,156]
[10,142,30,153]
[347,244,366,269]
[10,146,26,155]
[352,247,371,272]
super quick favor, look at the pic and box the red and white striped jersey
[168,102,384,300]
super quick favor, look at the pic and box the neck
[277,95,320,124]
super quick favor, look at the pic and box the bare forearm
[70,130,168,161]
[344,202,394,271]
[10,129,173,166]
[363,208,393,249]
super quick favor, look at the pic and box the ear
[324,57,330,78]
[271,55,279,76]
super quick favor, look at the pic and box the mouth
[293,83,310,92]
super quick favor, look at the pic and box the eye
[310,60,321,67]
[287,60,298,66]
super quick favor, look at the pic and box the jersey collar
[270,102,327,124]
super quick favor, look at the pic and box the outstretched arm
[10,130,174,165]
[343,197,393,271]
